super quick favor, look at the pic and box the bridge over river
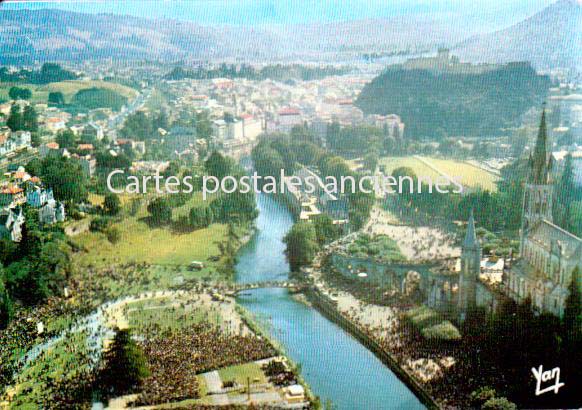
[224,280,306,295]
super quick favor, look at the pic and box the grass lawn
[405,306,461,341]
[73,221,228,267]
[218,362,268,386]
[72,192,228,269]
[127,299,222,330]
[380,156,500,192]
[418,156,500,192]
[0,80,138,105]
[379,156,442,180]
[69,193,248,296]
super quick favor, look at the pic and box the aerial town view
[0,0,581,409]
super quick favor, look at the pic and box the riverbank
[308,244,474,408]
[235,194,424,410]
[236,305,318,408]
[304,287,439,410]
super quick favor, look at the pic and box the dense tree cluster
[0,208,71,316]
[6,103,38,132]
[188,205,214,229]
[252,128,374,231]
[326,122,383,155]
[464,284,582,408]
[120,110,169,140]
[204,151,235,180]
[147,198,173,225]
[39,156,88,203]
[283,222,319,272]
[0,63,77,84]
[356,63,550,138]
[165,63,350,82]
[8,86,32,101]
[103,193,121,216]
[48,91,65,107]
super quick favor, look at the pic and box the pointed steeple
[529,108,552,184]
[463,209,478,248]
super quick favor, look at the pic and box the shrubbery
[405,306,461,341]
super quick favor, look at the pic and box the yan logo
[531,365,564,396]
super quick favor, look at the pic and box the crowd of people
[135,322,276,406]
[0,297,80,389]
[7,329,96,409]
[316,253,511,409]
[365,207,460,261]
[261,360,297,387]
[1,259,279,408]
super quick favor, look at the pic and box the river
[236,194,425,410]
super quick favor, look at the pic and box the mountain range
[454,0,581,69]
[0,0,579,69]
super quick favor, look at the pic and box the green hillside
[355,62,550,139]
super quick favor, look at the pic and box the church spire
[463,209,478,248]
[459,209,481,322]
[529,108,552,184]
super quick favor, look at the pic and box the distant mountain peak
[454,0,582,69]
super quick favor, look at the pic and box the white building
[277,108,303,133]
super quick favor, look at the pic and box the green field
[73,219,228,268]
[72,193,229,270]
[380,156,500,192]
[218,362,268,386]
[0,80,138,104]
[380,156,442,180]
[417,156,500,192]
[127,298,222,330]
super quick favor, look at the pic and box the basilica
[504,110,579,317]
[457,110,580,319]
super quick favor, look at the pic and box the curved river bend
[236,195,424,410]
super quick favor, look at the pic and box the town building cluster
[0,166,65,242]
[163,74,405,159]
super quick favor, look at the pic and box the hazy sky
[0,0,557,29]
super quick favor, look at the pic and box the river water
[236,195,424,410]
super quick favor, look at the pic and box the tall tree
[312,214,341,246]
[103,193,121,216]
[41,157,88,203]
[283,222,319,272]
[0,274,13,329]
[56,129,76,149]
[556,153,575,230]
[204,151,233,180]
[97,328,149,397]
[6,104,23,131]
[564,266,582,340]
[147,198,172,225]
[48,91,65,106]
[22,105,38,132]
[363,151,379,172]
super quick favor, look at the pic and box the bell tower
[521,109,553,254]
[458,210,481,322]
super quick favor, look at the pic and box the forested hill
[355,62,550,139]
